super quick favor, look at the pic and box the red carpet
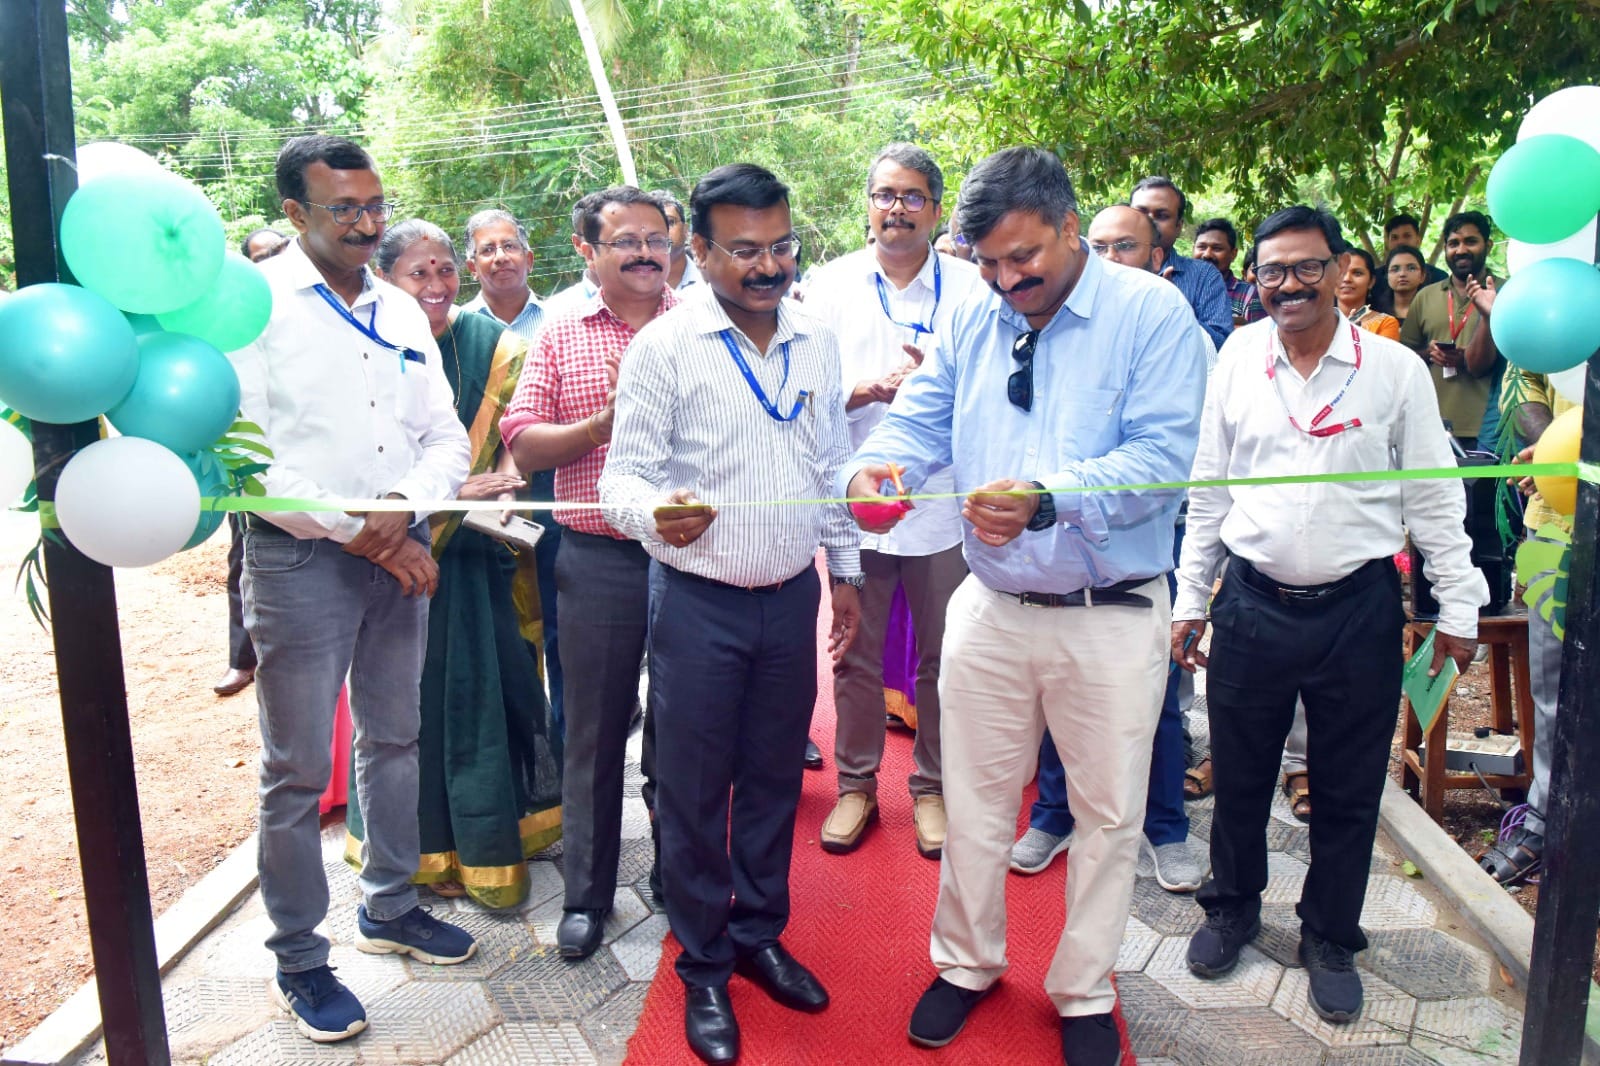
[625,584,1137,1064]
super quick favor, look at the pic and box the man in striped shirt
[501,186,678,962]
[600,164,863,1065]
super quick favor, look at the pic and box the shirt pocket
[1052,386,1124,463]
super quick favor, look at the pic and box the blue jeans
[243,525,428,972]
[1028,522,1189,847]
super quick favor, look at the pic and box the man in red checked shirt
[501,185,677,961]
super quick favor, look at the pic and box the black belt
[668,564,808,595]
[997,575,1159,609]
[243,512,284,534]
[1228,554,1393,607]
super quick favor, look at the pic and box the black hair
[275,135,374,205]
[1243,245,1258,271]
[954,147,1077,245]
[1194,217,1238,249]
[649,189,686,225]
[1347,246,1378,277]
[580,186,668,245]
[240,227,285,256]
[1384,243,1425,270]
[867,143,945,204]
[374,218,456,276]
[1252,204,1348,255]
[1442,210,1493,242]
[689,164,791,243]
[1131,175,1188,220]
[1384,212,1421,236]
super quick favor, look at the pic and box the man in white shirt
[1172,204,1486,1025]
[230,135,477,1044]
[652,189,704,292]
[803,143,982,859]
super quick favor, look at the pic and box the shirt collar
[1271,310,1359,369]
[281,237,377,305]
[996,238,1102,334]
[868,243,938,293]
[583,284,679,326]
[688,286,809,349]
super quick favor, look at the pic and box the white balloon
[1518,86,1600,154]
[55,437,200,567]
[0,418,33,506]
[1549,364,1588,406]
[74,141,166,186]
[1506,218,1599,274]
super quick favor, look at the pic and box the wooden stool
[1400,614,1536,821]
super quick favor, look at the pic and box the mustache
[881,218,916,229]
[1269,290,1314,307]
[743,271,789,288]
[993,276,1042,297]
[623,259,662,271]
[342,233,378,247]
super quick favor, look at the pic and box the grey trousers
[243,525,427,973]
[1524,607,1563,835]
[831,544,966,800]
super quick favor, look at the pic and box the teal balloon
[1493,258,1600,374]
[59,173,225,314]
[0,283,139,423]
[125,312,165,335]
[157,251,273,352]
[182,451,230,550]
[106,331,240,454]
[1487,134,1600,244]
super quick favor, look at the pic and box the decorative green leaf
[1518,527,1571,641]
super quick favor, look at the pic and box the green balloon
[59,173,225,315]
[157,251,273,352]
[1487,134,1600,244]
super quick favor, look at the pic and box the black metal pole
[0,2,170,1063]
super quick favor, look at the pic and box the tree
[850,0,1600,242]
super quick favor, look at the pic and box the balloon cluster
[1486,86,1600,516]
[0,143,274,566]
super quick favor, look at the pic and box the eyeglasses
[591,235,673,255]
[474,240,527,258]
[1008,330,1038,412]
[1255,256,1336,288]
[1089,239,1148,257]
[706,237,802,263]
[869,191,934,213]
[302,200,397,225]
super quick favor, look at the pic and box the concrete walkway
[56,703,1526,1066]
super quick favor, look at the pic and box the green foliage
[1518,525,1571,640]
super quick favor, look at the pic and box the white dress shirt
[598,287,861,585]
[803,245,984,556]
[1174,313,1488,637]
[229,239,470,542]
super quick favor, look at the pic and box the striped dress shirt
[598,288,862,586]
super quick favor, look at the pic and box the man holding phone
[1399,210,1502,452]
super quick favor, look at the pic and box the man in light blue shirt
[840,147,1204,1066]
[461,208,544,341]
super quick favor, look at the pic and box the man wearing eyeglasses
[501,186,678,961]
[651,189,704,292]
[841,148,1204,1066]
[802,143,984,862]
[1130,176,1233,351]
[230,135,476,1044]
[1172,205,1485,1026]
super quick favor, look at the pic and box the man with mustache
[843,148,1204,1066]
[230,135,476,1043]
[501,185,678,960]
[1174,205,1485,1025]
[803,143,983,861]
[1399,210,1504,452]
[599,163,863,1064]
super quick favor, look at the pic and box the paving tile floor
[65,697,1526,1065]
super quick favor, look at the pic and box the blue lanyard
[313,283,426,373]
[718,329,808,422]
[873,252,941,339]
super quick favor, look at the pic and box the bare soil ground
[0,512,258,1050]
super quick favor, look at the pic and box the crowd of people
[221,130,1562,1066]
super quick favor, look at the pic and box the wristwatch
[830,573,867,590]
[1025,480,1056,532]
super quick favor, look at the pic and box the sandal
[1478,808,1543,887]
[429,880,467,898]
[1183,757,1214,801]
[1281,772,1312,823]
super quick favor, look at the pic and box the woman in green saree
[345,219,563,909]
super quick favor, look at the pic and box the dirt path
[0,512,258,1049]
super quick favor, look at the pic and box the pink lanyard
[1265,323,1364,438]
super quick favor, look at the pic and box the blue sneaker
[270,965,366,1043]
[356,904,477,965]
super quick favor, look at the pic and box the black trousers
[227,514,258,671]
[1196,557,1404,952]
[652,563,819,987]
[556,530,651,911]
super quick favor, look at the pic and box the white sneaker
[1144,837,1203,893]
[1009,827,1073,874]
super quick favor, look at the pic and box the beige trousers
[929,574,1169,1017]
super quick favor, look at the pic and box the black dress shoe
[734,944,829,1012]
[804,738,824,770]
[685,984,739,1064]
[556,908,607,960]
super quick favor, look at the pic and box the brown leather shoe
[820,792,877,854]
[913,795,947,859]
[213,667,255,697]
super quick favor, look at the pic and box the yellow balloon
[1533,405,1584,516]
